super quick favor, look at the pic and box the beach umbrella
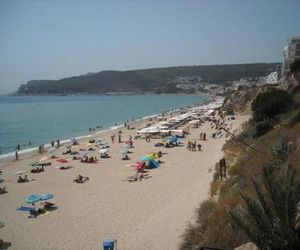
[48,147,56,156]
[145,154,156,160]
[26,194,41,203]
[99,149,108,154]
[30,160,39,167]
[131,162,146,171]
[119,146,129,155]
[167,135,178,143]
[136,161,144,171]
[148,159,160,169]
[80,151,89,158]
[140,156,152,161]
[40,193,54,201]
[15,170,27,175]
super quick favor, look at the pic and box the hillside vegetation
[16,63,278,95]
[180,85,300,250]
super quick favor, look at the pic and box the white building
[282,37,300,76]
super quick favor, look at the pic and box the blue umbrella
[167,135,178,143]
[26,195,41,203]
[140,156,151,161]
[40,193,54,201]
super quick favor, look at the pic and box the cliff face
[223,85,277,114]
[16,63,279,95]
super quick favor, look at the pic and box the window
[296,44,300,50]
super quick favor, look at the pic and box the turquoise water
[0,94,206,154]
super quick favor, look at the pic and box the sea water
[0,94,206,156]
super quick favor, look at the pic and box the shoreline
[0,95,216,163]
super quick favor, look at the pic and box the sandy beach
[0,104,249,250]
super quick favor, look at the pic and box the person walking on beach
[51,141,54,147]
[203,132,206,141]
[15,151,19,160]
[118,134,122,143]
[111,134,115,143]
[200,132,203,140]
[57,140,60,148]
[187,141,191,151]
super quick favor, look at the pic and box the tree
[228,163,300,250]
[251,89,294,122]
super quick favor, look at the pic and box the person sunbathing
[31,166,45,173]
[17,175,29,183]
[28,208,38,218]
[0,186,6,194]
[73,174,89,183]
[62,149,72,155]
[121,154,130,160]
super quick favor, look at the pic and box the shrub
[253,118,275,137]
[180,200,218,250]
[289,111,300,127]
[251,89,294,122]
[228,164,300,250]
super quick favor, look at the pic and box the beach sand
[0,112,249,250]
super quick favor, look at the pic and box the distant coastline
[15,63,279,96]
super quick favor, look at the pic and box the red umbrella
[136,161,144,171]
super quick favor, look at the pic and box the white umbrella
[48,147,56,156]
[15,170,27,175]
[99,149,108,154]
[80,151,89,158]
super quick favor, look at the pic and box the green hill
[17,63,279,95]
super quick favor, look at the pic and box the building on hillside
[276,64,282,80]
[282,37,300,76]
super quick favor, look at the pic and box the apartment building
[282,37,300,76]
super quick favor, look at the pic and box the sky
[0,0,299,94]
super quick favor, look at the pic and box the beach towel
[17,206,34,212]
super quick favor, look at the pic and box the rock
[234,242,259,250]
